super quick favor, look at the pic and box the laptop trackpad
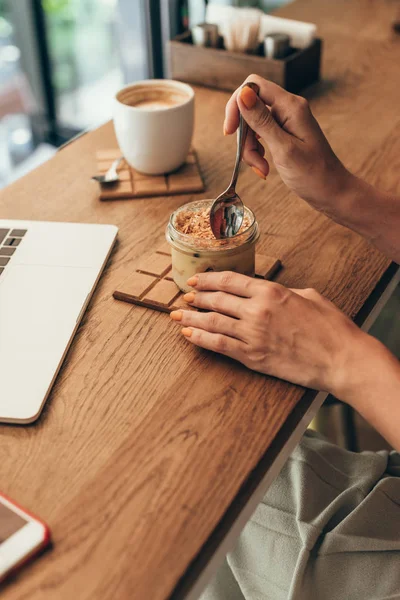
[0,264,97,422]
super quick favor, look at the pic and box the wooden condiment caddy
[168,31,322,94]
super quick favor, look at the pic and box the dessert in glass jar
[165,199,259,292]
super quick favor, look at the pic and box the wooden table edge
[171,262,400,600]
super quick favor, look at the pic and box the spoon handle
[229,82,260,190]
[108,156,124,178]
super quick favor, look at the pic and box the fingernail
[183,292,196,303]
[252,166,267,180]
[187,276,198,287]
[181,328,192,338]
[223,124,228,136]
[170,310,183,321]
[240,86,257,110]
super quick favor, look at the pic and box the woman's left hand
[169,271,371,397]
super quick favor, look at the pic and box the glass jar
[165,199,260,292]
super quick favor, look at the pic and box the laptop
[0,220,118,424]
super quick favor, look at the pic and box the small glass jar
[165,199,260,292]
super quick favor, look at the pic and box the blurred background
[0,0,289,189]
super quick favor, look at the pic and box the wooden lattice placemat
[96,149,205,200]
[113,243,282,314]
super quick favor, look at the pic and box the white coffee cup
[113,79,195,175]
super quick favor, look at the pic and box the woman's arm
[224,75,400,264]
[170,272,400,452]
[335,177,400,265]
[337,334,400,451]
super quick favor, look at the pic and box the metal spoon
[91,156,124,184]
[210,82,260,239]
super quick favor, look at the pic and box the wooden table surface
[1,0,400,598]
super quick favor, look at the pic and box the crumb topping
[174,207,251,240]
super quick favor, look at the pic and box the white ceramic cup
[113,79,195,175]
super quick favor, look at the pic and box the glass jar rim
[168,199,257,249]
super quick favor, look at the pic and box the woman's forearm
[334,174,400,264]
[337,334,400,451]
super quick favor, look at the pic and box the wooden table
[1,0,400,598]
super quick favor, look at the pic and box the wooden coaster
[113,246,282,314]
[96,149,205,200]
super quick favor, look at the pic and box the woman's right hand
[224,74,356,218]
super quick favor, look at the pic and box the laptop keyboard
[0,228,27,276]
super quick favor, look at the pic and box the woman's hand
[224,74,357,220]
[170,271,400,449]
[170,271,374,397]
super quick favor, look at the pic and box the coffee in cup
[113,80,194,175]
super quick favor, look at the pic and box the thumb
[238,85,287,150]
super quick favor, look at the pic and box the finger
[238,86,289,151]
[170,309,246,341]
[226,101,270,176]
[224,87,241,135]
[245,130,265,157]
[224,76,289,135]
[181,327,246,361]
[242,133,269,178]
[183,290,245,319]
[270,95,319,142]
[243,74,291,106]
[187,271,261,298]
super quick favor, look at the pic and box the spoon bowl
[209,192,244,239]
